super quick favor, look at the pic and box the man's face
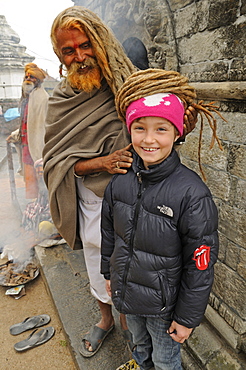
[22,74,38,96]
[56,28,94,68]
[55,28,101,92]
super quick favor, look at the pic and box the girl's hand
[167,321,193,343]
[105,280,112,297]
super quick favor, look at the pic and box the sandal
[14,327,55,352]
[79,324,115,358]
[10,315,51,335]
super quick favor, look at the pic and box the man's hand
[6,129,20,143]
[167,321,193,343]
[6,134,16,143]
[102,143,133,174]
[183,106,198,136]
[74,143,133,176]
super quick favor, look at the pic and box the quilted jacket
[101,149,219,328]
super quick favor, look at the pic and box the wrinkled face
[56,28,94,69]
[130,116,180,169]
[55,27,101,92]
[22,74,38,96]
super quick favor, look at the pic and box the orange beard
[66,58,102,93]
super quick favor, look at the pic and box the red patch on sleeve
[192,245,211,270]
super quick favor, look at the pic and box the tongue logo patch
[193,245,211,270]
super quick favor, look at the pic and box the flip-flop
[14,327,55,352]
[10,314,51,335]
[79,324,115,358]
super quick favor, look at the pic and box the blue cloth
[126,315,182,370]
[4,108,20,122]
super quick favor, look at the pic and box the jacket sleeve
[173,193,219,328]
[101,181,115,280]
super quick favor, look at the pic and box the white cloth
[27,86,49,163]
[76,178,112,305]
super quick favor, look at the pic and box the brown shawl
[43,78,130,249]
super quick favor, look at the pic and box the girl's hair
[51,6,136,95]
[115,69,226,180]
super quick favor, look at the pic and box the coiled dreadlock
[115,69,226,180]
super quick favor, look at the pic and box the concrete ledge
[205,304,240,351]
[183,320,246,369]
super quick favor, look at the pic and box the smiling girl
[101,69,221,370]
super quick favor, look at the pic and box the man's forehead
[56,27,89,42]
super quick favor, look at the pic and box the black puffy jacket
[101,149,219,328]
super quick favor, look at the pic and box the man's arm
[74,143,133,176]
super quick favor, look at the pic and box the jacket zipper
[119,172,145,311]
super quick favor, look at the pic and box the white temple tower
[0,15,34,100]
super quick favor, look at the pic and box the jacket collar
[132,148,180,183]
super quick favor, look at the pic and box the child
[101,69,220,370]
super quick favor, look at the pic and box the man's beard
[66,58,101,93]
[22,81,35,97]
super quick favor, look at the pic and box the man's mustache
[23,81,34,86]
[69,57,98,72]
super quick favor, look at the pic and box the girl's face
[130,116,180,169]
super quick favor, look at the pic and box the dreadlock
[115,69,226,180]
[51,6,136,95]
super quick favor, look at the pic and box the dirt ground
[0,273,77,370]
[0,144,77,370]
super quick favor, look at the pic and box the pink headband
[125,93,184,136]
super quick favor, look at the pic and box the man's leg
[97,299,115,329]
[76,180,114,353]
[84,300,114,352]
[120,313,128,330]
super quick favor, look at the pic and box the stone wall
[72,0,246,368]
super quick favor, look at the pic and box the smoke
[1,235,35,264]
[0,140,35,266]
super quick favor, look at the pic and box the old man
[7,63,48,199]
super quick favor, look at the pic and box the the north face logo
[193,245,211,270]
[157,205,173,217]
